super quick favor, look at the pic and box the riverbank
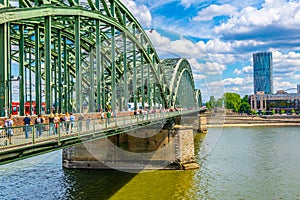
[207,112,300,127]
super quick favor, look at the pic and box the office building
[253,52,273,94]
[249,92,300,113]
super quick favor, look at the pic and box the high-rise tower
[253,52,273,94]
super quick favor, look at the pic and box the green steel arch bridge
[0,0,202,116]
[0,0,204,164]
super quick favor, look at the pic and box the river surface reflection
[1,127,300,199]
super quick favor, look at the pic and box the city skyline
[121,0,300,101]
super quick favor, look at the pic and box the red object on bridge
[11,102,46,115]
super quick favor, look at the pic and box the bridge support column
[199,113,207,133]
[173,125,199,170]
[62,124,199,170]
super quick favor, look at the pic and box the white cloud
[193,73,206,80]
[214,0,300,35]
[234,66,253,75]
[222,77,253,95]
[180,0,199,8]
[204,38,233,53]
[222,77,246,86]
[272,51,300,81]
[273,80,295,92]
[189,58,226,75]
[147,30,207,59]
[120,0,152,27]
[193,4,237,21]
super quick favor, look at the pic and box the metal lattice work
[0,0,201,116]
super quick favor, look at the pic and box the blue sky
[121,0,300,101]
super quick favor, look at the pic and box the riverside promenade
[207,111,300,127]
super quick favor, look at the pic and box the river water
[1,127,300,200]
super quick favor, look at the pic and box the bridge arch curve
[159,58,197,109]
[0,0,201,115]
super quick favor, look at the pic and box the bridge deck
[0,110,201,165]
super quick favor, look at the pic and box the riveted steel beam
[57,30,62,113]
[19,24,25,115]
[45,15,52,114]
[75,15,82,113]
[34,25,41,115]
[0,23,8,116]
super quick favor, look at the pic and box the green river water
[1,127,300,199]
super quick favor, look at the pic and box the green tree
[241,95,249,103]
[215,98,223,108]
[206,101,212,109]
[251,110,258,115]
[209,96,216,107]
[272,109,276,115]
[206,96,216,109]
[223,92,241,112]
[238,102,251,114]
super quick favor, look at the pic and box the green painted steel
[45,16,52,114]
[0,23,8,117]
[57,30,62,114]
[75,15,82,113]
[0,0,201,116]
[34,25,41,115]
[96,19,101,111]
[18,25,25,116]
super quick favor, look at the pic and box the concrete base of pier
[63,124,199,170]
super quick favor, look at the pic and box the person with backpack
[35,114,44,137]
[5,114,14,145]
[23,113,31,139]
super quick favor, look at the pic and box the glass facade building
[253,52,273,94]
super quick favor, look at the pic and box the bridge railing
[0,109,200,150]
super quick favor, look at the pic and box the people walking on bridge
[107,110,111,125]
[59,113,65,131]
[69,112,75,133]
[113,110,117,122]
[53,113,60,134]
[35,114,44,137]
[143,109,148,120]
[64,112,70,134]
[100,111,104,123]
[23,113,31,139]
[4,114,14,145]
[48,113,54,136]
[78,114,84,132]
[86,116,90,130]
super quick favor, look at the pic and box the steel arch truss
[159,58,198,109]
[0,0,200,115]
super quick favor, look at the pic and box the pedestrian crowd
[0,107,185,146]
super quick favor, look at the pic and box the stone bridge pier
[63,112,207,170]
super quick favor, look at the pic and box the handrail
[0,109,201,151]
